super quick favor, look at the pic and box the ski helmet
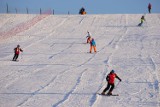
[111,70,115,73]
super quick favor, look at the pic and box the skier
[138,15,145,26]
[148,3,152,13]
[86,31,91,43]
[79,7,86,15]
[101,70,121,95]
[89,38,96,53]
[12,45,23,61]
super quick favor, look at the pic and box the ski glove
[119,79,122,82]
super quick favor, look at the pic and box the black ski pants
[13,53,19,61]
[148,8,151,13]
[103,83,115,93]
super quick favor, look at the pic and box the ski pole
[115,81,120,89]
[21,53,23,59]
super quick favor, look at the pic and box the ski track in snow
[1,28,73,90]
[16,46,100,106]
[17,67,71,107]
[90,15,129,106]
[52,68,88,107]
[23,17,68,50]
[15,44,80,106]
[79,16,86,24]
[1,16,71,107]
[0,16,68,61]
[17,76,57,106]
[49,42,75,59]
[147,56,159,95]
[90,64,110,107]
[91,15,133,107]
[2,64,48,89]
[52,34,111,106]
[107,16,128,49]
[90,17,97,26]
[51,43,106,106]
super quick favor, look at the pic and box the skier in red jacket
[101,70,121,95]
[148,3,152,13]
[12,45,23,61]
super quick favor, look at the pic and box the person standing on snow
[89,38,97,53]
[138,15,145,26]
[12,45,23,61]
[79,7,86,15]
[86,31,91,43]
[148,3,152,13]
[101,70,121,95]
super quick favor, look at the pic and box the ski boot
[107,91,112,96]
[101,91,105,95]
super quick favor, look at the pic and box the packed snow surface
[0,14,160,107]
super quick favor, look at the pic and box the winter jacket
[86,32,91,38]
[14,47,23,54]
[79,8,85,14]
[106,72,121,84]
[90,39,96,46]
[148,4,151,9]
[141,16,145,23]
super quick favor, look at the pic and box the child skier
[12,45,23,61]
[148,3,152,13]
[90,38,97,53]
[138,15,145,26]
[86,31,91,43]
[101,70,121,95]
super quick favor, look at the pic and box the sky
[0,0,160,14]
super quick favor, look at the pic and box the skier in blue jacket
[90,38,97,53]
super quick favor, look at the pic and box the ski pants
[90,45,96,53]
[148,8,151,13]
[13,53,19,61]
[103,83,115,93]
[138,22,143,26]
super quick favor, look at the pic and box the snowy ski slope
[0,14,160,107]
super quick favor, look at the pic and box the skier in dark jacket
[101,70,121,95]
[138,15,145,26]
[79,7,86,15]
[12,45,23,61]
[148,3,152,13]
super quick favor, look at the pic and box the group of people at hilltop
[79,3,152,15]
[79,3,152,27]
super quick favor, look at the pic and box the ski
[11,60,19,62]
[97,93,119,96]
